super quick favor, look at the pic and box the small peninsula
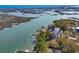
[33,19,79,53]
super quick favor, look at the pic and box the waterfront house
[53,27,62,39]
[76,27,79,33]
[48,27,62,40]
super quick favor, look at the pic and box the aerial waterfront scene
[0,5,79,53]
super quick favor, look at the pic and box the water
[0,11,79,52]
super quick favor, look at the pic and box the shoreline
[0,15,37,30]
[33,18,79,53]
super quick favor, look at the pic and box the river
[0,11,79,52]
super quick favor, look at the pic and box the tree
[53,19,76,31]
[62,30,69,38]
[57,37,79,53]
[36,31,48,53]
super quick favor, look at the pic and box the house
[76,27,79,33]
[48,27,62,40]
[53,27,62,39]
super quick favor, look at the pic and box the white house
[76,27,79,33]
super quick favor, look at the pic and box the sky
[0,5,73,8]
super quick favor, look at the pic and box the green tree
[53,19,68,30]
[53,19,76,31]
[63,30,69,38]
[36,31,48,53]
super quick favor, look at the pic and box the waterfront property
[34,19,79,53]
[0,5,79,53]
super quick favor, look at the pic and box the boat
[15,49,33,53]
